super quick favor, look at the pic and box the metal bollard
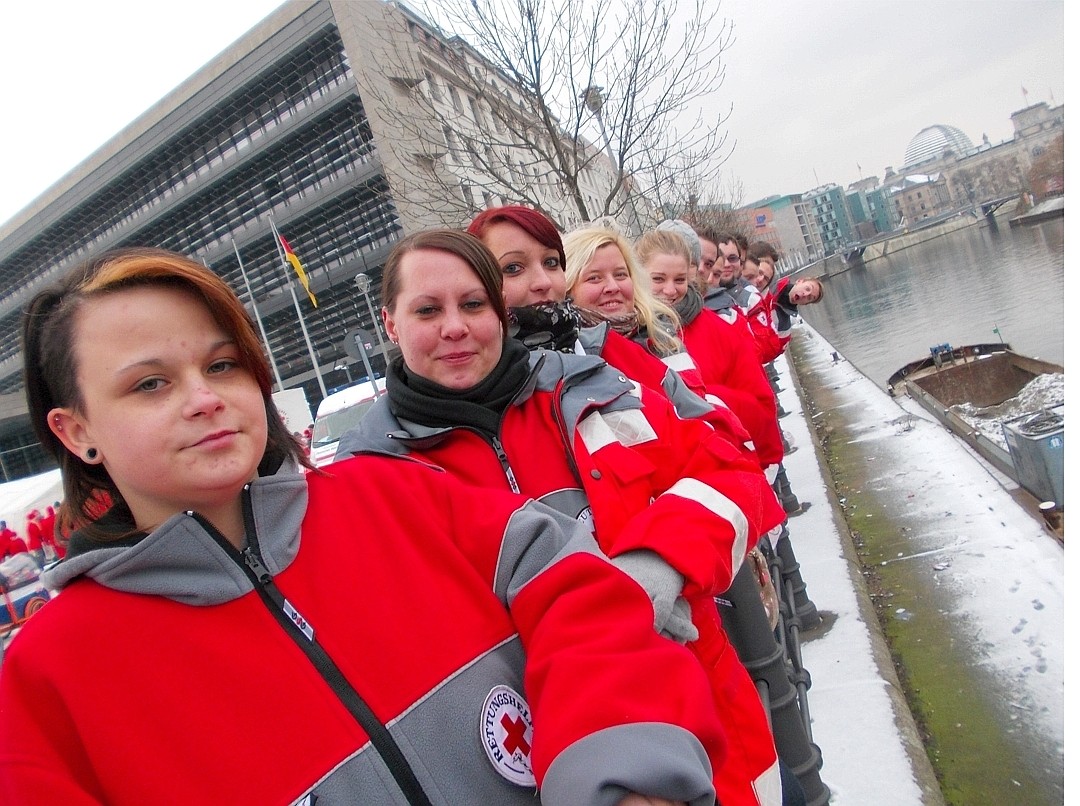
[719,561,830,805]
[772,522,821,631]
[774,463,802,514]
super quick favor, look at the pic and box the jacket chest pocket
[581,441,658,542]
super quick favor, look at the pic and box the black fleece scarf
[776,283,798,315]
[508,300,580,353]
[671,285,705,326]
[386,337,532,438]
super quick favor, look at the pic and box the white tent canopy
[0,469,63,535]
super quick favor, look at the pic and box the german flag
[279,236,317,307]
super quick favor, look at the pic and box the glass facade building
[2,0,627,480]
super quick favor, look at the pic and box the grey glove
[660,596,699,644]
[611,550,698,644]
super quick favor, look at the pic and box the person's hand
[617,796,686,806]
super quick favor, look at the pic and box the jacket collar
[44,461,308,606]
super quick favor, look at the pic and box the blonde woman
[563,224,682,357]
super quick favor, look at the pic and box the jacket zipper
[489,435,521,494]
[188,490,433,806]
[549,378,585,488]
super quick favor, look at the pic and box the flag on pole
[279,235,318,307]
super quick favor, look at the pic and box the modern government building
[0,0,625,481]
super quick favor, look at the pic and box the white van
[308,379,387,467]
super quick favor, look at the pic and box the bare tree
[362,0,735,232]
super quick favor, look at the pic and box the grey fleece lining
[43,466,308,606]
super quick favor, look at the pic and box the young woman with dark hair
[337,227,787,806]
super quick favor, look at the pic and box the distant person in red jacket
[0,521,28,559]
[24,512,44,564]
[38,505,62,560]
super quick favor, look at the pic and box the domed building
[902,124,975,169]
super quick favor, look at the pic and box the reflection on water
[798,217,1065,389]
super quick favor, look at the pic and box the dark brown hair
[381,229,510,331]
[747,241,779,263]
[22,247,311,538]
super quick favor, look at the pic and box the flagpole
[233,239,285,391]
[268,217,328,398]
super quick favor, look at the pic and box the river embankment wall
[781,325,1064,804]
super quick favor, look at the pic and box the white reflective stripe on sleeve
[661,351,697,372]
[659,478,749,569]
[703,393,732,412]
[577,409,658,453]
[752,759,782,806]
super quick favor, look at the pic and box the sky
[0,0,1065,225]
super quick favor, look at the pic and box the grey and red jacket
[0,456,725,805]
[337,352,786,806]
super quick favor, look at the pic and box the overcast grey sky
[0,0,1064,226]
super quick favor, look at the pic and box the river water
[795,216,1065,388]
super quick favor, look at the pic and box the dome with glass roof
[902,124,975,168]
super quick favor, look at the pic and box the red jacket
[25,519,42,552]
[0,457,724,805]
[680,308,784,467]
[339,352,786,806]
[579,324,758,462]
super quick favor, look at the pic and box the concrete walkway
[768,334,943,805]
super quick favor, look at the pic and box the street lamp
[581,85,643,234]
[354,272,389,364]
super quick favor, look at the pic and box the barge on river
[887,343,1064,527]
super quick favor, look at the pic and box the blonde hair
[634,229,693,271]
[563,224,682,356]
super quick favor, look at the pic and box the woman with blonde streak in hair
[562,225,790,806]
[563,224,682,357]
[3,246,736,806]
[562,224,765,455]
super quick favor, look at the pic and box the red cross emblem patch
[480,685,536,786]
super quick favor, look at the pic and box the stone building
[0,0,626,480]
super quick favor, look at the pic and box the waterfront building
[887,174,953,226]
[803,184,857,257]
[895,103,1064,209]
[734,194,823,269]
[0,0,628,481]
[843,180,898,237]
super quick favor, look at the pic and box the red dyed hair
[467,205,566,272]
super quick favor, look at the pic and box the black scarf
[386,338,532,438]
[508,300,580,353]
[672,285,705,326]
[776,283,798,315]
